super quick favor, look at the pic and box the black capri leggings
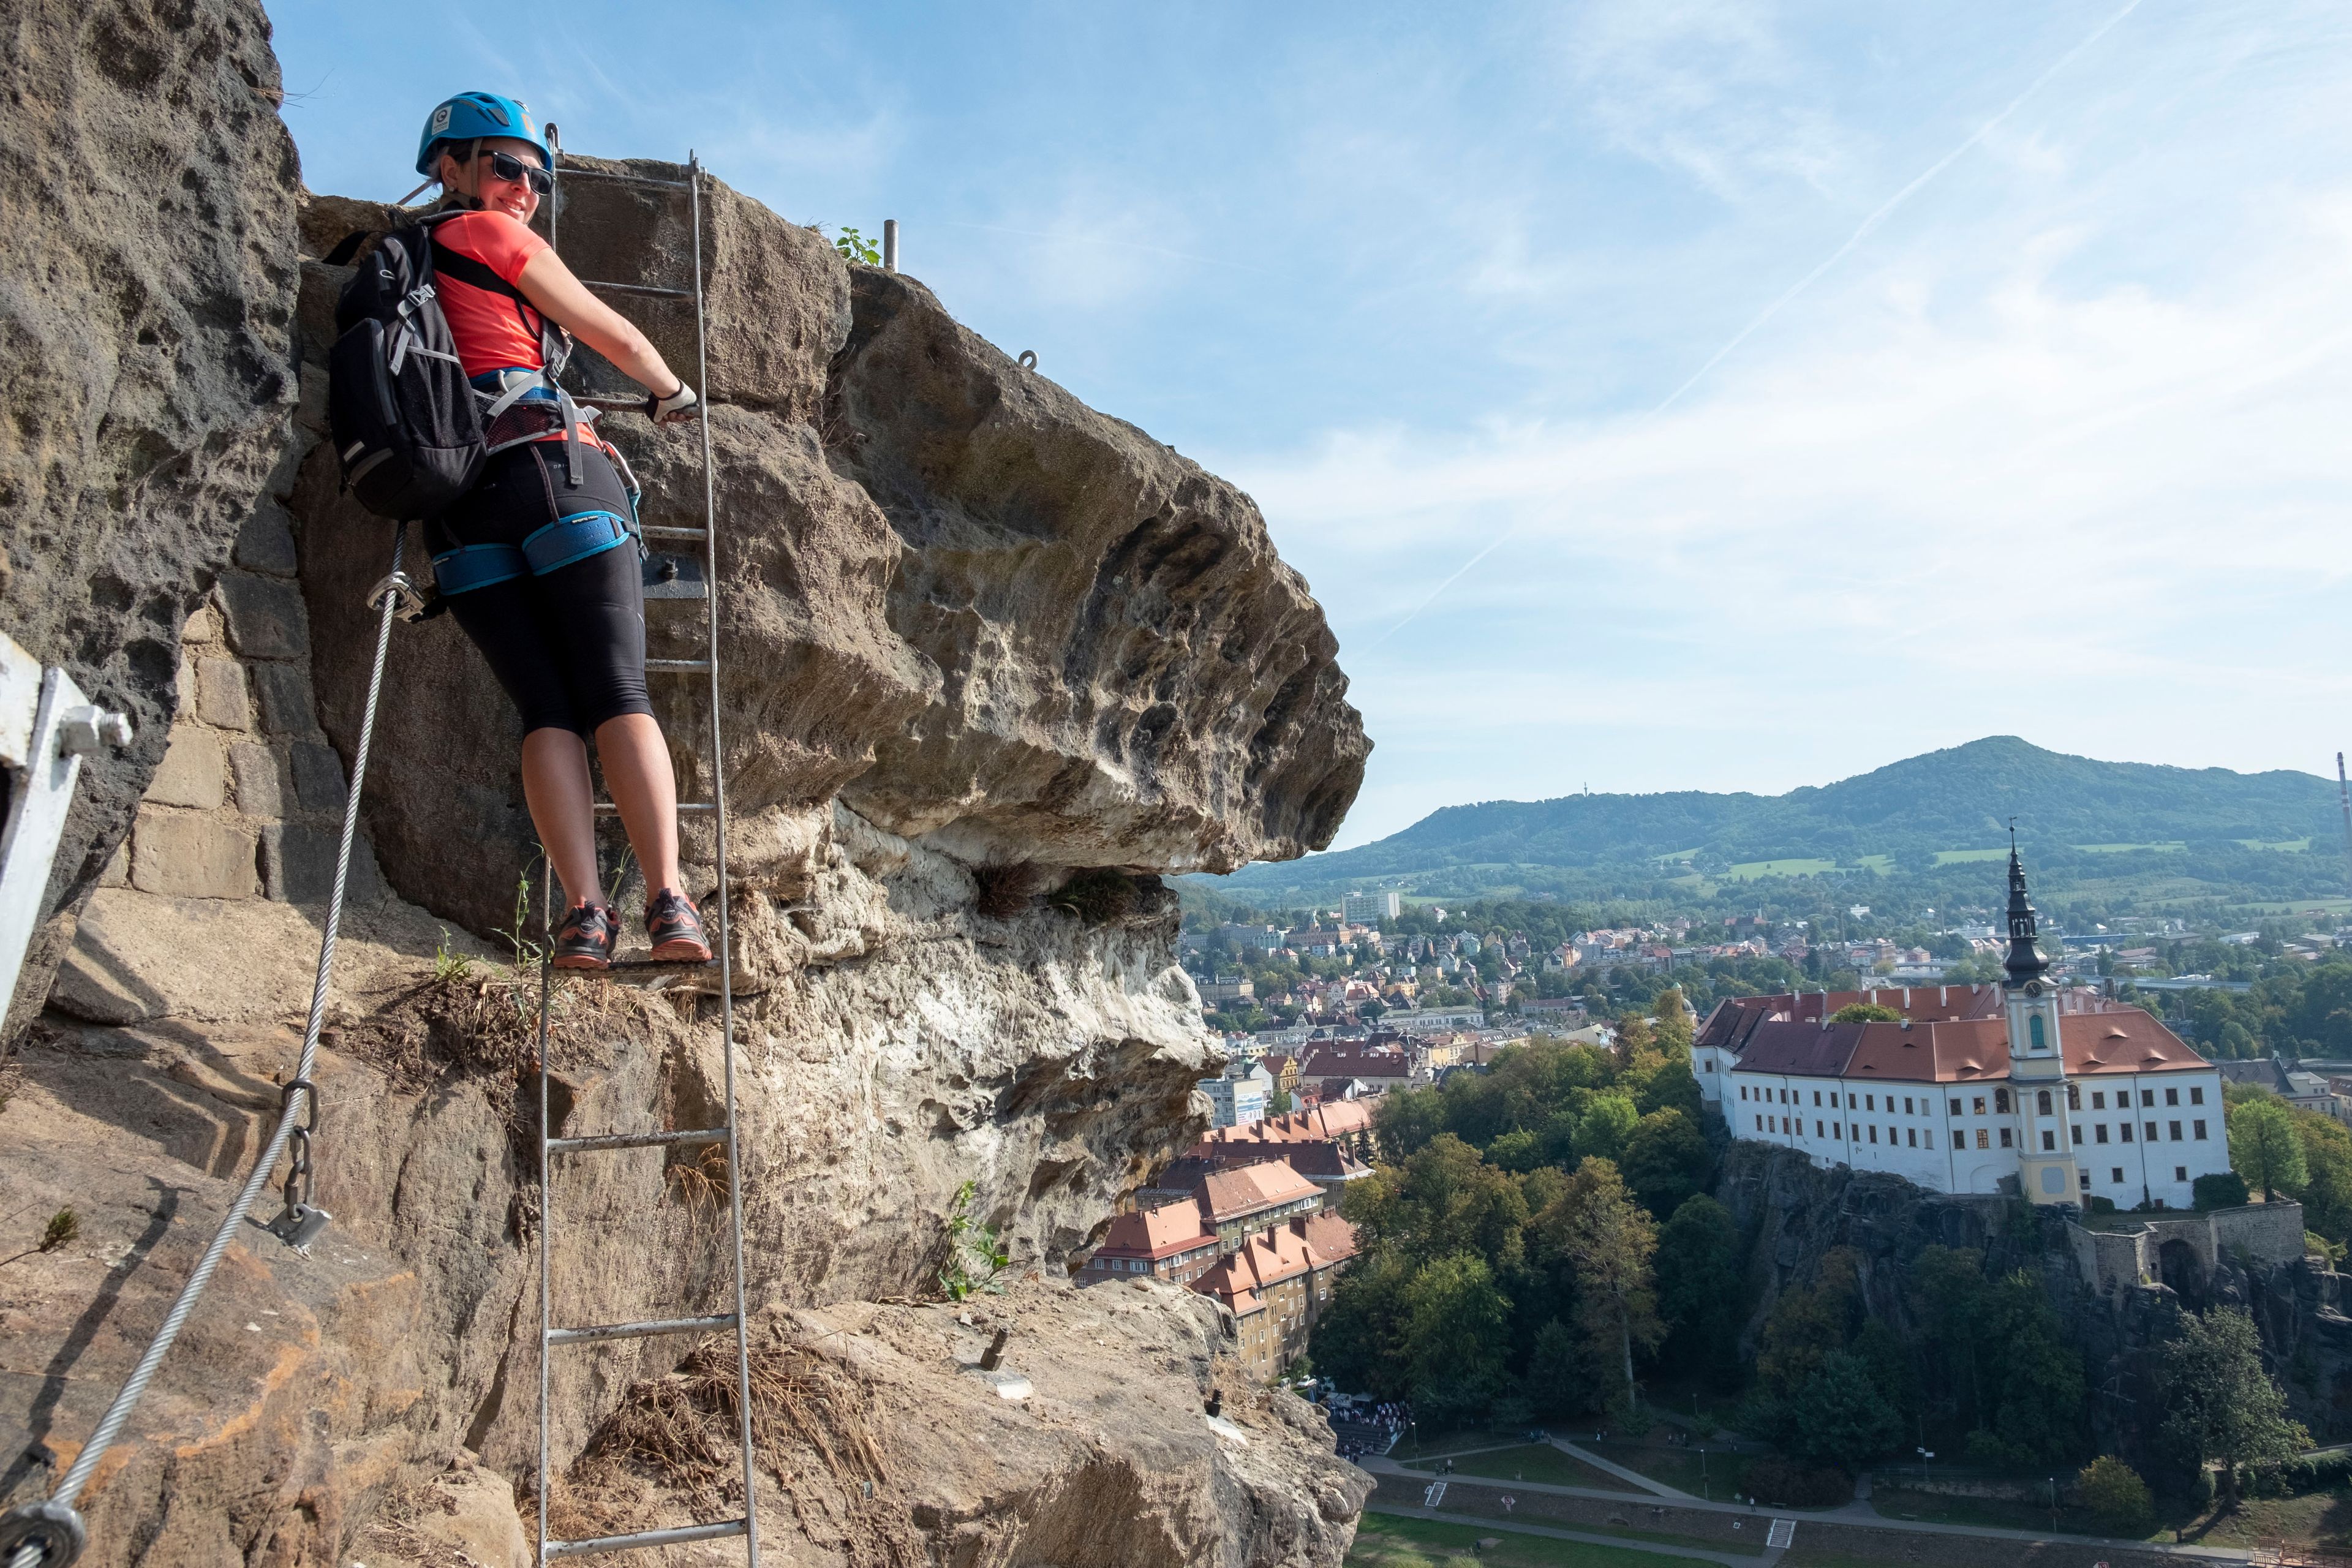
[424,441,651,737]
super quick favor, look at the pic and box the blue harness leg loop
[432,542,529,594]
[521,510,633,576]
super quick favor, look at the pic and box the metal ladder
[530,142,759,1565]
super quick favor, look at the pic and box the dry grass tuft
[666,1142,733,1219]
[971,862,1040,920]
[356,1478,473,1568]
[546,1335,891,1534]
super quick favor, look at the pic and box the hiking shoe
[552,902,619,970]
[646,888,711,963]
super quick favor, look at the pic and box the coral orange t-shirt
[431,209,552,379]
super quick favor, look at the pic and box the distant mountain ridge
[1212,737,2341,895]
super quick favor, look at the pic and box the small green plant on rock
[433,929,474,983]
[832,225,881,265]
[938,1180,1009,1302]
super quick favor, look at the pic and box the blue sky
[273,1,2352,850]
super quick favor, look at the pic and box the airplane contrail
[1364,0,2146,652]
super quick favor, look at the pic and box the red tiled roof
[1199,1160,1322,1222]
[1299,1046,1411,1079]
[1731,1007,2212,1084]
[1096,1197,1215,1260]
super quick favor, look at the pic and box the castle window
[2068,1085,2081,1110]
[1814,1091,1822,1107]
[1973,1096,1986,1115]
[2147,1121,2159,1141]
[1999,1129,2013,1147]
[2194,1120,2208,1140]
[2113,1167,2124,1183]
[2175,1166,2188,1183]
[1833,1123,1841,1139]
[1924,1130,1934,1149]
[2092,1091,2106,1109]
[2037,1090,2052,1115]
[1907,1128,1917,1148]
[1869,1125,1878,1144]
[2096,1124,2109,1144]
[1995,1089,2010,1114]
[2120,1123,2133,1142]
[2166,1087,2179,1107]
[1866,1095,1875,1111]
[1951,1098,1963,1115]
[2190,1087,2204,1105]
[2041,1130,2055,1151]
[1975,1129,1989,1150]
[2169,1121,2182,1141]
[1904,1097,1915,1114]
[2143,1090,2156,1107]
[2029,1016,2046,1050]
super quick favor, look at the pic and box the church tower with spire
[2003,835,2081,1205]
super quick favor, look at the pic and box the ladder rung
[581,279,694,300]
[548,1126,731,1155]
[641,526,709,541]
[645,658,714,673]
[592,801,714,816]
[554,166,696,191]
[546,1517,748,1559]
[548,1312,737,1347]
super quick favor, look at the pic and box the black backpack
[326,213,486,520]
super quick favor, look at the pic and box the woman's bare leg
[595,713,684,897]
[520,727,601,910]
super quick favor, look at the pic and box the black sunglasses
[464,146,552,194]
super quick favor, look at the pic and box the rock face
[0,0,302,1019]
[1716,1142,2352,1480]
[1,27,1370,1568]
[296,159,1366,940]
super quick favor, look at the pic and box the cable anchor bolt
[0,1498,88,1566]
[261,1078,331,1251]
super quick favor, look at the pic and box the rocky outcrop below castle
[1717,1142,2352,1477]
[0,2,1370,1563]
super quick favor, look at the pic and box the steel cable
[2,529,410,1568]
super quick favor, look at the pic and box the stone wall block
[184,604,221,645]
[252,662,318,735]
[148,728,227,810]
[262,822,382,905]
[230,742,288,818]
[197,658,252,730]
[292,741,349,814]
[130,812,260,899]
[234,497,301,575]
[219,571,310,660]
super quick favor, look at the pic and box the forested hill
[1208,737,2340,900]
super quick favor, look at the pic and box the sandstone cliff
[0,3,1371,1563]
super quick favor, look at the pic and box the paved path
[1366,1501,1774,1567]
[1548,1438,1699,1500]
[1355,1457,2256,1561]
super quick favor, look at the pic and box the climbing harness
[527,136,761,1564]
[0,535,417,1568]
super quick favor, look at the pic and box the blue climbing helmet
[414,91,550,177]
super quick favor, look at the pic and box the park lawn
[1583,1440,1754,1502]
[1868,1486,2105,1536]
[1345,1512,1695,1568]
[1404,1444,1640,1493]
[1394,1428,1533,1461]
[2162,1486,2352,1551]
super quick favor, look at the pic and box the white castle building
[1694,847,2229,1209]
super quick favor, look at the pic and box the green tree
[1618,1107,1711,1215]
[2301,1118,2352,1244]
[1307,1255,1410,1400]
[2076,1455,2153,1534]
[1654,1194,1744,1382]
[1374,1087,1449,1163]
[1634,1058,1704,1118]
[1346,1134,1531,1275]
[2229,1097,2309,1201]
[1539,1158,1662,1413]
[1789,1351,1905,1469]
[1526,1316,1595,1415]
[1403,1253,1513,1422]
[1757,1248,1861,1398]
[1574,1095,1640,1164]
[2158,1307,2308,1495]
[1830,1003,1902,1022]
[1908,1245,1992,1429]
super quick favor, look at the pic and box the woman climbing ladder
[410,91,709,968]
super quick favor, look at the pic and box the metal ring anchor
[1016,350,1037,371]
[0,1498,88,1566]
